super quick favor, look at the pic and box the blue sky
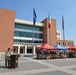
[0,0,76,44]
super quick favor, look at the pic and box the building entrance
[27,49,33,53]
[20,48,24,53]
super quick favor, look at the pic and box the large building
[0,8,74,55]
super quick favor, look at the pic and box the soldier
[5,48,11,68]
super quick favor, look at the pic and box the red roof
[38,43,56,50]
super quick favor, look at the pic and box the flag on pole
[48,12,51,28]
[62,15,64,29]
[33,8,37,25]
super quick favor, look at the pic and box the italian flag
[48,12,51,28]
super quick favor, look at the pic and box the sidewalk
[0,55,76,75]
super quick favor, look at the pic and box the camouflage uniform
[5,51,11,67]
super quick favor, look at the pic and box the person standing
[5,48,11,68]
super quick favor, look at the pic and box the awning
[38,43,56,50]
[54,44,68,50]
[68,45,76,50]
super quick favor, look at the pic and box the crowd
[36,50,76,59]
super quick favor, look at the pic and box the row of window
[56,33,60,35]
[14,39,43,43]
[15,23,43,31]
[57,42,73,46]
[14,31,43,38]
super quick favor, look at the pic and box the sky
[0,0,76,44]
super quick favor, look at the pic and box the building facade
[56,30,62,40]
[0,8,74,55]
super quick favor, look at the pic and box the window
[14,31,43,39]
[63,42,66,46]
[68,43,69,46]
[56,33,60,35]
[14,39,43,43]
[27,49,33,53]
[15,23,43,31]
[57,42,58,44]
[59,42,60,45]
[72,43,73,46]
[70,43,71,46]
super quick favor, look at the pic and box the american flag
[33,8,37,25]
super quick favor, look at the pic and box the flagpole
[63,28,65,47]
[32,9,34,55]
[32,24,34,55]
[48,12,51,45]
[62,15,65,47]
[32,8,37,55]
[50,24,51,45]
[50,18,51,46]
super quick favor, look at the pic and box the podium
[10,54,20,68]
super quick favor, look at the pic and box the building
[0,8,74,55]
[56,30,62,40]
[56,30,74,47]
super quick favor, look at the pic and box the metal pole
[62,15,65,47]
[32,8,37,56]
[32,25,34,55]
[32,25,34,44]
[63,29,65,47]
[50,20,51,46]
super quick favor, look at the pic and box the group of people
[36,50,76,59]
[5,48,12,68]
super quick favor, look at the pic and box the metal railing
[13,42,43,46]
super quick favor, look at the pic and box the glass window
[63,42,64,45]
[72,43,73,46]
[20,49,24,53]
[70,43,71,46]
[15,23,43,31]
[68,43,69,46]
[65,43,66,45]
[63,42,66,46]
[14,31,43,39]
[56,33,60,35]
[27,49,33,53]
[14,39,43,43]
[59,42,60,45]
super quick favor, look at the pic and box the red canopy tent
[68,45,76,50]
[37,43,56,50]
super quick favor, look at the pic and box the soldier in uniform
[5,48,11,67]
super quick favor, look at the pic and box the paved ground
[0,54,76,75]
